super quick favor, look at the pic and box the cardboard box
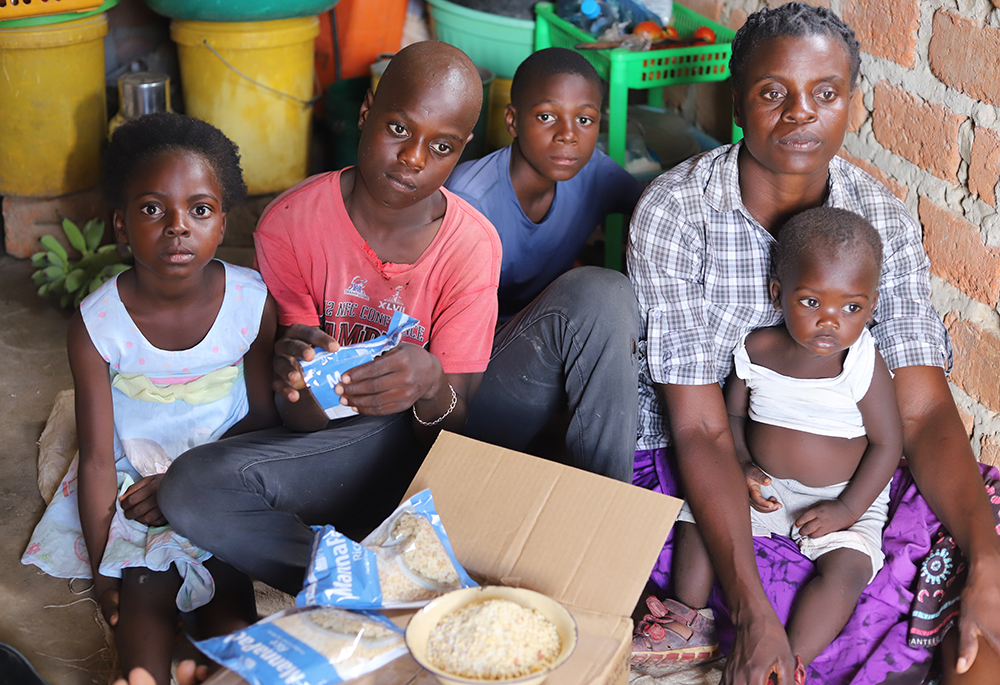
[206,432,681,685]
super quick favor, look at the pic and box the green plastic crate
[427,0,534,80]
[534,1,739,270]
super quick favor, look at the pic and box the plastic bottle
[557,0,618,36]
[608,0,663,31]
[640,0,673,26]
[581,0,617,36]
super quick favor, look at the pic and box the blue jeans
[158,412,424,594]
[462,267,640,482]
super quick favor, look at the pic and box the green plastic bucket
[426,0,534,80]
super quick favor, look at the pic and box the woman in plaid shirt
[628,4,1000,684]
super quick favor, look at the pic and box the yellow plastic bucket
[171,17,320,195]
[486,77,513,152]
[0,14,108,197]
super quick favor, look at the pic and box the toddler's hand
[94,576,121,628]
[742,463,781,513]
[119,475,167,526]
[273,324,339,403]
[795,499,857,538]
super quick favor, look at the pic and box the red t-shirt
[254,169,501,374]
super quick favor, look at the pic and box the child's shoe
[631,596,720,665]
[795,655,807,684]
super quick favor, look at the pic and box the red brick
[837,150,908,201]
[843,0,920,68]
[847,90,868,132]
[981,434,1000,469]
[872,81,965,182]
[920,198,1000,305]
[970,127,1000,207]
[929,10,1000,108]
[2,190,107,259]
[945,314,1000,414]
[675,0,722,22]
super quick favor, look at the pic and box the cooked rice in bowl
[406,586,578,684]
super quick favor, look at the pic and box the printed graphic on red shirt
[322,298,426,347]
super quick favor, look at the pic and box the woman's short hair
[729,2,861,94]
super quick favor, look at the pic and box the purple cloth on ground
[634,448,1000,685]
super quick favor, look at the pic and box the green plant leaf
[50,275,66,292]
[88,276,103,294]
[46,250,66,268]
[83,219,105,253]
[60,293,72,309]
[31,252,49,267]
[42,265,64,281]
[65,269,86,293]
[97,244,119,254]
[37,283,50,298]
[62,218,87,254]
[109,263,130,277]
[39,235,68,262]
[31,270,48,285]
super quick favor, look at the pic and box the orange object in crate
[0,0,103,21]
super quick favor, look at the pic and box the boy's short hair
[510,47,605,109]
[729,2,861,93]
[774,207,882,283]
[103,112,247,212]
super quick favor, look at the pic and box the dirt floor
[0,255,111,685]
[0,242,259,685]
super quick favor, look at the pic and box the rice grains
[426,599,561,680]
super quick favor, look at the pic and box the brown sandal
[631,596,720,665]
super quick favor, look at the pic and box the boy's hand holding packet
[299,311,419,419]
[298,489,476,609]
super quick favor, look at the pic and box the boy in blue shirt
[446,48,643,480]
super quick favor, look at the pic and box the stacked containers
[170,17,320,195]
[0,14,109,197]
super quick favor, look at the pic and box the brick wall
[672,0,1000,466]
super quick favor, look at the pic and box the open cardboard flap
[207,432,682,685]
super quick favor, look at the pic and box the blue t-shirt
[445,146,642,321]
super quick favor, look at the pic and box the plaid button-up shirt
[628,144,951,451]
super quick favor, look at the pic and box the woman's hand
[337,343,442,414]
[272,324,339,403]
[119,475,167,526]
[743,462,781,513]
[954,554,1000,673]
[724,606,796,685]
[794,499,857,538]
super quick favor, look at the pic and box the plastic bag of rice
[297,489,476,610]
[427,598,562,679]
[194,606,406,685]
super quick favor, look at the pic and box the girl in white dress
[22,113,279,685]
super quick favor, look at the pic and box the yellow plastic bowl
[405,586,578,685]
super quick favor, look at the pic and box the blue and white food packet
[194,606,406,685]
[298,489,476,610]
[300,311,419,420]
